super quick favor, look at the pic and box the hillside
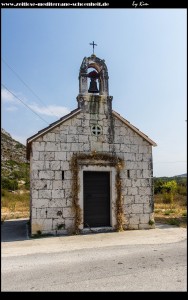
[1,128,29,190]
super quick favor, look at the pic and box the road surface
[1,220,187,291]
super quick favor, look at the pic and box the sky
[1,8,187,177]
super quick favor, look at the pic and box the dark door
[84,171,110,227]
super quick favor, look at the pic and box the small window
[127,170,130,178]
[62,171,64,180]
[91,125,102,136]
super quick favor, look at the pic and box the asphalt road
[1,220,187,292]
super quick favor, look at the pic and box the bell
[88,78,99,93]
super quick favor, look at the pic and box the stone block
[59,125,69,134]
[71,118,82,126]
[122,179,132,187]
[62,180,72,189]
[40,152,55,161]
[61,143,71,151]
[83,143,90,151]
[143,169,152,178]
[123,195,134,205]
[55,152,66,161]
[128,187,138,196]
[63,207,75,218]
[33,198,50,208]
[39,219,53,231]
[31,190,38,198]
[64,171,72,180]
[48,198,66,208]
[129,170,137,179]
[32,152,40,160]
[129,214,139,225]
[140,179,150,187]
[52,190,64,198]
[47,208,64,218]
[123,204,132,214]
[31,208,37,218]
[50,161,61,170]
[139,145,148,154]
[32,161,45,170]
[139,214,150,224]
[136,169,143,179]
[139,187,152,196]
[53,180,63,189]
[132,179,141,187]
[71,143,80,152]
[135,195,150,204]
[135,154,143,161]
[61,161,69,170]
[39,171,54,180]
[120,144,131,152]
[52,219,65,230]
[37,207,48,218]
[32,180,47,190]
[67,135,78,143]
[69,126,77,135]
[139,224,151,229]
[43,133,56,142]
[144,204,152,213]
[39,190,52,199]
[55,171,62,180]
[32,142,45,151]
[56,133,67,143]
[64,218,75,230]
[31,170,39,179]
[132,204,143,214]
[124,153,135,161]
[128,224,139,230]
[130,145,139,153]
[79,135,89,143]
[45,142,61,151]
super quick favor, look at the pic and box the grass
[1,189,30,221]
[154,194,187,228]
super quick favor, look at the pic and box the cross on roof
[89,41,97,54]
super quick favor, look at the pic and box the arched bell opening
[78,56,109,96]
[87,67,100,94]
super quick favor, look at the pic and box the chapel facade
[27,53,157,236]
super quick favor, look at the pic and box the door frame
[78,165,116,230]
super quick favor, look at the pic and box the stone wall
[30,102,154,235]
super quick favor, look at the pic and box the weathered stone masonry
[27,54,157,235]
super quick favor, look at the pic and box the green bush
[1,177,18,190]
[162,192,174,204]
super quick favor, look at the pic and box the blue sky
[1,8,186,177]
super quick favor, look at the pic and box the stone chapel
[27,53,157,236]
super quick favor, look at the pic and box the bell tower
[77,51,113,115]
[77,43,114,145]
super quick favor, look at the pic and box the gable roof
[27,108,157,159]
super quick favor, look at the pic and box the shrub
[162,192,174,204]
[1,177,18,190]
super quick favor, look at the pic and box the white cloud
[2,88,70,118]
[29,104,70,118]
[1,88,15,103]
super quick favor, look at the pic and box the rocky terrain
[1,128,29,190]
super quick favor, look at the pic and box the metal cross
[89,41,97,54]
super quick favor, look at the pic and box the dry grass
[154,194,187,227]
[1,189,30,221]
